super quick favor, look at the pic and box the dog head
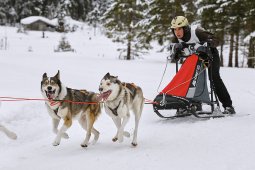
[41,70,62,100]
[98,73,121,101]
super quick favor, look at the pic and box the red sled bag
[153,54,210,113]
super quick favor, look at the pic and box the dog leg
[80,113,95,147]
[117,114,130,143]
[111,117,130,142]
[0,124,17,140]
[131,114,141,146]
[111,117,121,142]
[52,117,72,146]
[52,118,69,139]
[131,103,143,147]
[91,127,99,145]
[79,115,99,146]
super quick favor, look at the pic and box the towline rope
[0,97,99,104]
[0,96,156,105]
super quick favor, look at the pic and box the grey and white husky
[98,73,144,146]
[41,70,101,147]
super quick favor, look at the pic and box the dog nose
[47,86,52,90]
[99,87,103,92]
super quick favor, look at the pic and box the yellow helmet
[171,16,189,29]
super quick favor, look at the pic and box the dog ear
[104,72,110,79]
[112,76,119,82]
[55,70,60,79]
[43,73,47,79]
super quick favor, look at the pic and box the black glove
[173,43,183,53]
[180,42,189,48]
[196,46,207,54]
[197,46,209,60]
[172,53,182,61]
[172,42,187,61]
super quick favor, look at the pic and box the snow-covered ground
[0,25,255,170]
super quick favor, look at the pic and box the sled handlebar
[168,42,213,61]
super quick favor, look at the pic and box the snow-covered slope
[0,25,255,170]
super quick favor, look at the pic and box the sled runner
[153,43,225,119]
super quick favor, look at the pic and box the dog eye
[107,82,111,86]
[50,81,56,85]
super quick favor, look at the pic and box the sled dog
[41,70,101,147]
[98,73,144,146]
[0,103,17,140]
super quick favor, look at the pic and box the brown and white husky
[41,70,101,147]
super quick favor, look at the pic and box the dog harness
[107,101,121,116]
[49,100,62,119]
[107,83,136,116]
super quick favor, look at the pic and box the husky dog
[0,103,17,140]
[41,70,101,147]
[98,73,144,146]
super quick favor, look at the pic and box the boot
[223,106,236,114]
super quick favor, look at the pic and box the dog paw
[81,143,88,148]
[7,132,17,140]
[112,137,118,142]
[61,133,69,139]
[52,141,60,146]
[123,131,130,138]
[131,142,138,147]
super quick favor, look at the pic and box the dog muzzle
[45,90,56,100]
[98,90,112,101]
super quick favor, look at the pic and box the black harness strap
[108,101,121,116]
[50,99,62,119]
[53,107,62,119]
[53,108,59,115]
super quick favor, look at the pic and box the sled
[153,43,225,119]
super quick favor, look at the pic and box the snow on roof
[20,16,56,27]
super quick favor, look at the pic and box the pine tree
[88,0,112,24]
[180,0,197,22]
[102,0,148,60]
[0,0,7,24]
[244,0,255,68]
[87,0,111,35]
[198,0,236,67]
[230,1,246,67]
[140,0,183,46]
[66,0,93,21]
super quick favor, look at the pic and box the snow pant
[208,48,233,108]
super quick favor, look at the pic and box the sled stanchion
[208,60,221,113]
[209,63,215,113]
[176,61,178,73]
